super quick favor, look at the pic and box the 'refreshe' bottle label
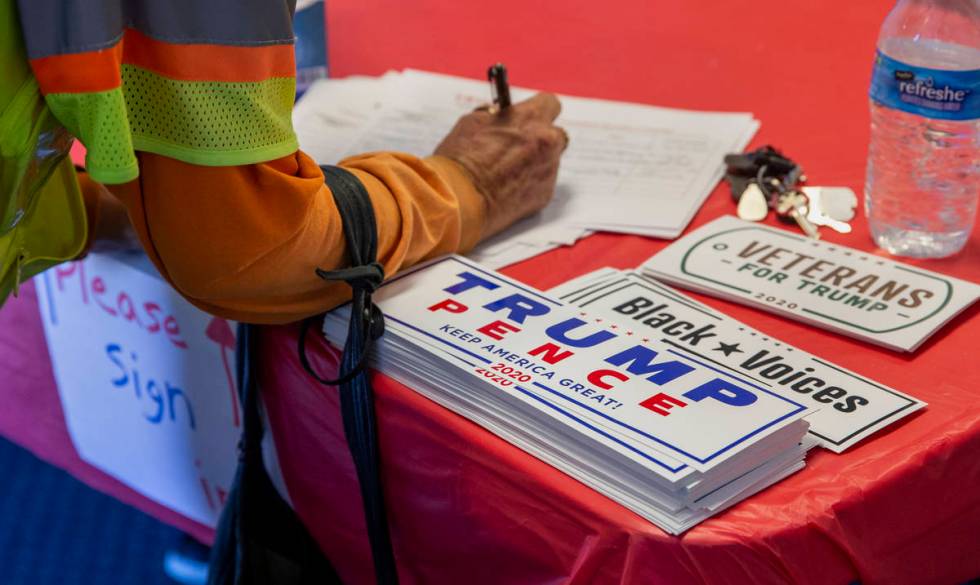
[870,50,980,120]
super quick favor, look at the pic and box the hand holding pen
[433,63,570,240]
[488,63,512,112]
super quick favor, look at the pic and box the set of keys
[724,146,857,239]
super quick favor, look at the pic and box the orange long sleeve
[81,150,486,324]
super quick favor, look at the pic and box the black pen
[487,63,511,112]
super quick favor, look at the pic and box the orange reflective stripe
[30,28,295,95]
[121,29,295,83]
[30,44,123,94]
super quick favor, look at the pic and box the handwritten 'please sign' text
[52,262,188,348]
[37,254,241,526]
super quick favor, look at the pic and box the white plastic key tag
[803,186,857,222]
[736,183,770,221]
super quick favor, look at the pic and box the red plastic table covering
[1,0,979,584]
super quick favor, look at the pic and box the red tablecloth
[1,0,979,584]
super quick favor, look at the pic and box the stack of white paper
[294,70,760,268]
[550,267,925,452]
[323,255,810,534]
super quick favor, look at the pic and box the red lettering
[117,292,142,326]
[639,392,687,416]
[60,262,191,349]
[587,369,629,390]
[477,320,521,340]
[428,299,468,314]
[199,476,216,511]
[528,342,574,364]
[205,317,240,426]
[164,316,188,349]
[55,263,77,291]
[78,263,89,304]
[143,302,162,332]
[55,263,86,303]
[91,277,117,316]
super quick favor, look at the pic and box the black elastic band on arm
[298,165,398,585]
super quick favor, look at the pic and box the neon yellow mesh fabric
[45,88,139,184]
[45,65,298,184]
[122,66,298,166]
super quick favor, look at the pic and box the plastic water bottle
[865,0,980,258]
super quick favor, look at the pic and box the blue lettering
[104,342,196,430]
[604,346,694,384]
[144,380,165,424]
[482,293,551,324]
[166,382,196,430]
[444,271,500,295]
[545,318,616,348]
[106,343,128,387]
[683,378,758,407]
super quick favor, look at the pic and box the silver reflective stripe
[17,0,297,59]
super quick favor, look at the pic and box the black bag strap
[207,323,341,585]
[298,165,398,585]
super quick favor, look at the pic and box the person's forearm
[95,149,486,324]
[341,152,487,264]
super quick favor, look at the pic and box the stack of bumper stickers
[640,216,980,352]
[324,256,811,534]
[550,267,926,452]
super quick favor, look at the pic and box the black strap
[298,165,398,585]
[207,323,341,585]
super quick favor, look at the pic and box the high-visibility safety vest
[1,0,299,307]
[0,0,86,308]
[16,0,299,184]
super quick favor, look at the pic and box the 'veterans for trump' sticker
[641,216,980,352]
